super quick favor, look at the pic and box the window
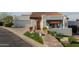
[47,20,63,28]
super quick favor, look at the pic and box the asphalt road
[0,28,32,47]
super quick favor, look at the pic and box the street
[0,27,32,47]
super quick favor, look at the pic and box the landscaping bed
[24,32,43,44]
[48,31,79,47]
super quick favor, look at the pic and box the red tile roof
[30,12,62,19]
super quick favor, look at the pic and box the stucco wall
[40,15,68,30]
[49,28,72,36]
[42,15,64,27]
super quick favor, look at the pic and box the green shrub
[4,22,13,27]
[55,33,64,40]
[24,32,43,44]
[43,27,48,30]
[2,16,13,27]
[48,31,64,40]
[68,36,77,43]
[0,22,3,26]
[64,44,79,47]
[48,31,57,36]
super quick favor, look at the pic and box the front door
[36,20,41,30]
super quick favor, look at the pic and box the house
[76,17,79,34]
[68,17,79,34]
[68,21,77,34]
[30,12,72,36]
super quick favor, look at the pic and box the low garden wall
[49,28,72,36]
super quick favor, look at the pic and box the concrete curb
[2,27,46,47]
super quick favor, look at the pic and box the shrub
[0,22,3,26]
[48,31,57,36]
[4,22,13,27]
[3,16,13,27]
[43,27,48,30]
[48,31,64,40]
[43,27,48,34]
[64,44,79,47]
[68,36,77,43]
[55,33,64,40]
[24,32,43,44]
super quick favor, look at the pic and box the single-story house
[30,12,72,36]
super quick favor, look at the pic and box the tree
[3,16,13,27]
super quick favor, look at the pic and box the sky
[10,12,79,21]
[0,12,79,21]
[8,12,31,16]
[62,12,79,21]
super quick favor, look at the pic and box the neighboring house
[68,17,79,34]
[76,17,79,34]
[30,12,72,36]
[68,21,77,34]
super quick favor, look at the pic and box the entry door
[36,20,40,30]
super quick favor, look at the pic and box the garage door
[14,20,31,28]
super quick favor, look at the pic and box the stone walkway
[43,34,63,47]
[0,27,32,47]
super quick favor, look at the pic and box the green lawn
[64,44,79,47]
[24,32,43,44]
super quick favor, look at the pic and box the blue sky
[62,12,79,21]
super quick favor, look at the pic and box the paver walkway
[43,34,63,47]
[0,27,32,47]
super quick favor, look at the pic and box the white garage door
[14,20,31,28]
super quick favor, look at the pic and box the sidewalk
[43,34,63,47]
[2,27,45,47]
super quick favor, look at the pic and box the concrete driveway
[0,27,32,47]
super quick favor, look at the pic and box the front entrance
[36,19,41,30]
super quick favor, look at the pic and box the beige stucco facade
[40,15,72,36]
[40,15,68,30]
